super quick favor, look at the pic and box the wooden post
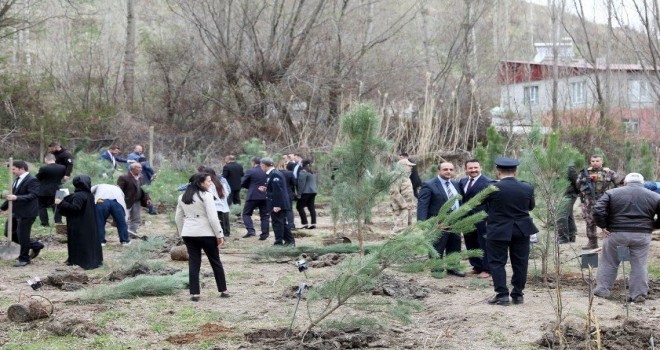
[7,296,54,322]
[149,125,154,166]
[39,126,44,162]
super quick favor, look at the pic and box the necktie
[12,177,19,191]
[445,181,453,197]
[467,178,474,192]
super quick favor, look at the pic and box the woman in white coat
[175,172,229,301]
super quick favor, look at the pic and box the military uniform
[576,166,619,249]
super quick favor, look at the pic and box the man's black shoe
[30,248,42,259]
[242,233,256,238]
[258,235,269,241]
[511,296,524,305]
[487,295,510,306]
[557,238,569,244]
[447,269,466,277]
[14,260,30,267]
[273,241,284,245]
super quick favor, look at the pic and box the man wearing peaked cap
[259,157,295,246]
[485,156,538,306]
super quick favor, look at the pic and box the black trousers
[242,199,269,236]
[487,230,530,298]
[464,221,489,272]
[296,193,317,225]
[5,216,42,262]
[271,209,295,245]
[433,231,461,258]
[229,190,241,206]
[217,211,230,237]
[182,236,227,295]
[38,196,62,225]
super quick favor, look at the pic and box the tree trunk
[123,0,136,109]
[8,296,53,323]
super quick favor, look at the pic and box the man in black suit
[222,154,244,205]
[1,161,44,266]
[36,154,66,226]
[259,157,295,246]
[399,152,422,198]
[417,161,465,277]
[485,157,538,306]
[458,159,494,278]
[241,157,269,239]
[48,142,74,181]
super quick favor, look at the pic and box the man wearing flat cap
[593,173,660,303]
[259,157,295,246]
[485,157,538,306]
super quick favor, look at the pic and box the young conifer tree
[330,103,399,255]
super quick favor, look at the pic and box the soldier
[576,155,619,249]
[389,158,417,233]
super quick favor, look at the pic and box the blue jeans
[95,199,130,243]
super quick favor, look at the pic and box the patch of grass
[150,322,166,333]
[487,330,508,346]
[648,260,660,279]
[3,334,81,350]
[252,243,377,260]
[98,310,128,327]
[226,270,253,279]
[467,277,490,289]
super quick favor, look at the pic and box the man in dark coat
[36,154,66,226]
[417,161,465,277]
[1,161,44,266]
[222,154,244,205]
[485,157,538,306]
[280,164,297,230]
[56,175,103,270]
[458,159,494,278]
[241,157,269,239]
[48,142,74,181]
[259,157,295,246]
[117,163,151,235]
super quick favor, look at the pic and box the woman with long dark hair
[175,172,228,301]
[296,159,318,229]
[199,167,232,237]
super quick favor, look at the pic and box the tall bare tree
[123,0,136,109]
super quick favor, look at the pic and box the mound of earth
[537,319,659,349]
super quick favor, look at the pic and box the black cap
[494,157,519,170]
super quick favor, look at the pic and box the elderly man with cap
[485,157,538,306]
[389,158,417,233]
[593,173,660,303]
[258,157,295,246]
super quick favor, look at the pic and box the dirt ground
[0,202,659,349]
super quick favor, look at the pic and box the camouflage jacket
[389,176,416,211]
[576,166,619,201]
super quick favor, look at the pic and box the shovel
[0,157,21,259]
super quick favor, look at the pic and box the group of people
[175,154,319,301]
[237,154,318,243]
[391,152,660,305]
[2,142,156,270]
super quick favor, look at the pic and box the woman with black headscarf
[55,175,103,270]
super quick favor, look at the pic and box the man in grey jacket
[593,172,660,303]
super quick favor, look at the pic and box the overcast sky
[527,0,642,28]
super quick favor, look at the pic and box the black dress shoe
[220,292,230,298]
[487,295,510,305]
[242,233,256,238]
[258,235,269,241]
[14,261,30,267]
[30,248,42,259]
[447,269,466,277]
[273,241,284,245]
[191,295,200,302]
[511,296,524,305]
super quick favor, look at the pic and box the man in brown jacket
[389,158,417,233]
[117,163,151,235]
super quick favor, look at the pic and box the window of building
[622,118,640,135]
[523,86,539,105]
[570,81,586,105]
[630,80,651,102]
